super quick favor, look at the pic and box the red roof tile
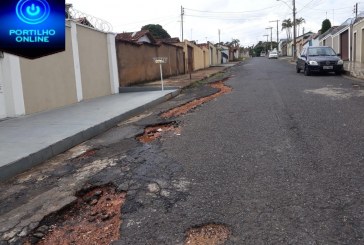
[116,30,156,43]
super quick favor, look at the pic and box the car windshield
[307,47,336,56]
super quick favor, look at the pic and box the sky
[66,0,363,47]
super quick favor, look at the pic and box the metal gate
[340,30,349,61]
[188,46,193,73]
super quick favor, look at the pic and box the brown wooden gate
[188,46,194,73]
[340,30,349,61]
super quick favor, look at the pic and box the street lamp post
[277,0,296,60]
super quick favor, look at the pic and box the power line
[184,14,271,21]
[297,0,319,12]
[184,4,280,14]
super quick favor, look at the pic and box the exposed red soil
[161,80,232,118]
[28,186,125,245]
[185,224,231,245]
[76,148,98,159]
[137,123,181,143]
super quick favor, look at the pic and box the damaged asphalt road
[2,57,364,244]
[0,67,232,245]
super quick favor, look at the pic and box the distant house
[240,48,250,59]
[302,31,321,49]
[278,39,288,56]
[229,46,240,61]
[216,44,229,63]
[116,30,157,44]
[156,37,181,44]
[295,32,314,56]
[318,26,338,47]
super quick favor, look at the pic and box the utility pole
[181,6,184,41]
[269,20,280,49]
[263,34,269,52]
[354,3,358,18]
[218,29,221,43]
[293,0,297,60]
[266,27,273,50]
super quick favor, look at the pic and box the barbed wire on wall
[66,5,113,32]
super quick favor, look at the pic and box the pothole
[26,185,126,245]
[161,79,231,118]
[137,122,181,143]
[75,148,98,159]
[185,223,231,245]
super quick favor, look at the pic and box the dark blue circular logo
[16,0,50,25]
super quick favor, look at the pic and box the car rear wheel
[304,65,311,76]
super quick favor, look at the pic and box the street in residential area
[1,57,364,244]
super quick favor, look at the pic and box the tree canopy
[282,19,293,40]
[141,24,171,39]
[321,19,332,34]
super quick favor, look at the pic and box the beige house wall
[332,36,340,53]
[325,37,333,48]
[191,43,206,70]
[19,26,78,114]
[15,21,118,116]
[208,44,220,65]
[353,20,364,63]
[77,25,111,100]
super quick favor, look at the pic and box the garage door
[340,30,349,61]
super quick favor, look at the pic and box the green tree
[281,19,292,40]
[296,17,306,36]
[141,24,171,39]
[253,41,266,56]
[321,19,332,34]
[225,39,240,48]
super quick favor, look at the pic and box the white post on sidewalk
[153,57,168,91]
[159,63,164,91]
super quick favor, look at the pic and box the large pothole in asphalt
[26,185,125,245]
[137,122,181,143]
[185,223,231,245]
[161,79,232,118]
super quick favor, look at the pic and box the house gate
[340,30,349,61]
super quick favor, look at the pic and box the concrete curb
[119,86,180,93]
[0,89,181,182]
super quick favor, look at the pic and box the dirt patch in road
[137,122,181,143]
[185,223,231,245]
[161,79,232,118]
[27,185,125,245]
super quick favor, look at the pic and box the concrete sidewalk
[0,90,178,181]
